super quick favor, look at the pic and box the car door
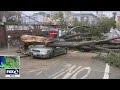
[54,47,62,56]
[59,47,66,54]
[57,47,65,55]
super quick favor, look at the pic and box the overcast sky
[22,11,114,17]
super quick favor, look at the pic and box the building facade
[114,11,120,28]
[21,11,53,25]
[71,12,99,25]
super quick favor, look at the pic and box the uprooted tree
[19,16,118,53]
[18,15,120,68]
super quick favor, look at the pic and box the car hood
[31,47,52,51]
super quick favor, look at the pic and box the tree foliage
[52,11,66,25]
[96,17,115,33]
[52,12,115,39]
[71,16,115,39]
[0,11,21,24]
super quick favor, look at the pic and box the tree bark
[48,37,120,47]
[63,33,90,39]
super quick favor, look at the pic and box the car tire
[49,51,54,59]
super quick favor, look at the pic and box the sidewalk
[0,47,29,58]
[0,47,19,55]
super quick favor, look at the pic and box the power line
[18,11,42,24]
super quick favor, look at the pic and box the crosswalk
[28,63,91,79]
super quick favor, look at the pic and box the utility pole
[113,12,116,20]
[2,11,7,48]
[113,12,117,27]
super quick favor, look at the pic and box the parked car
[30,45,68,59]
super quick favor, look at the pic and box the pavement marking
[50,64,91,79]
[49,65,72,78]
[36,71,43,75]
[71,67,91,79]
[63,64,72,67]
[36,68,47,75]
[29,68,44,73]
[62,66,82,79]
[53,65,77,79]
[103,63,110,79]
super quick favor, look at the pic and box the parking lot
[0,48,120,79]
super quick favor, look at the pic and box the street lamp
[7,35,11,52]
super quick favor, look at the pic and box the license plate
[34,52,39,55]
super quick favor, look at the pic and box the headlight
[41,50,49,54]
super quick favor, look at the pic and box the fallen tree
[20,35,54,44]
[19,24,120,55]
[20,34,120,49]
[63,32,90,39]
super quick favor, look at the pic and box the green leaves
[97,17,115,33]
[94,52,120,68]
[71,16,113,40]
[52,11,66,25]
[0,11,21,24]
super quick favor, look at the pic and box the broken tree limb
[88,45,113,53]
[78,46,95,51]
[20,35,54,44]
[48,37,120,47]
[20,34,120,54]
[65,36,97,41]
[109,49,120,53]
[63,32,90,39]
[65,38,83,41]
[58,26,92,38]
[97,45,120,49]
[88,45,120,53]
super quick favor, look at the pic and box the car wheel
[49,51,54,59]
[64,48,67,54]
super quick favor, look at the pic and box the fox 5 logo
[5,69,19,75]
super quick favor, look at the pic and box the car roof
[32,45,52,49]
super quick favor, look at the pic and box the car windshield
[34,45,46,48]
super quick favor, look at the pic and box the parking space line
[103,63,110,79]
[36,71,43,75]
[29,68,44,73]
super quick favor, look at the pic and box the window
[47,14,50,17]
[118,16,120,22]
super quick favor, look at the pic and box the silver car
[31,45,67,59]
